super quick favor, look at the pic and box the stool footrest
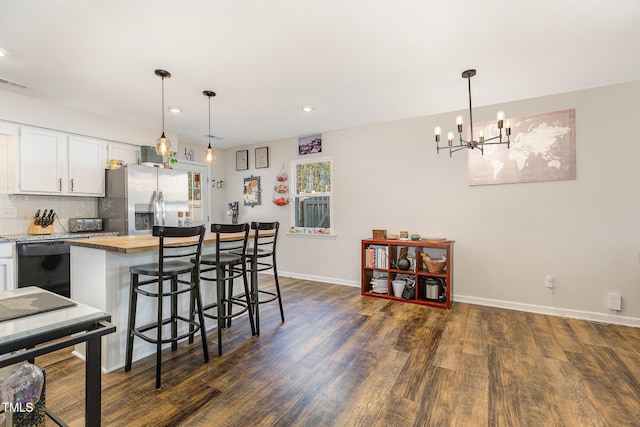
[132,315,201,345]
[203,299,250,321]
[134,280,196,298]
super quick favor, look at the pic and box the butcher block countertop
[67,232,246,254]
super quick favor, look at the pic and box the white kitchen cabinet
[9,127,106,196]
[0,243,15,292]
[108,141,140,166]
[14,127,65,194]
[68,135,106,195]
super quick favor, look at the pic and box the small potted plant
[164,152,178,169]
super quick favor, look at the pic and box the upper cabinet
[9,126,107,197]
[68,135,106,195]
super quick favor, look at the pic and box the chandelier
[435,69,511,157]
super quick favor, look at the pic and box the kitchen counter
[67,231,245,254]
[0,231,118,243]
[68,230,247,372]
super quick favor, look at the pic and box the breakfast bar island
[68,233,226,372]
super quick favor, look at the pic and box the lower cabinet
[361,238,454,309]
[0,243,15,292]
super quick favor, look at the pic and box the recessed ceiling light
[0,48,8,57]
[168,106,182,114]
[301,105,313,113]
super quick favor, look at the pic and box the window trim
[288,156,335,237]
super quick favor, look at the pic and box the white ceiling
[0,0,639,149]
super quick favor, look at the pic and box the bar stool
[245,221,284,335]
[125,225,209,390]
[198,223,255,356]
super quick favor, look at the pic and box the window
[290,157,333,235]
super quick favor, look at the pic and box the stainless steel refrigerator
[99,164,189,235]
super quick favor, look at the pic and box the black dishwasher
[17,240,70,297]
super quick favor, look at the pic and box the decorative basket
[420,253,445,273]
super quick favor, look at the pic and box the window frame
[289,156,335,236]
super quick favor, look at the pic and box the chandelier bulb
[497,110,505,129]
[434,126,441,143]
[456,115,463,133]
[447,132,454,147]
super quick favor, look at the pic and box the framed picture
[243,175,261,207]
[236,150,248,171]
[298,133,322,155]
[255,147,269,169]
[468,109,576,186]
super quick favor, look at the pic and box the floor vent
[0,77,30,89]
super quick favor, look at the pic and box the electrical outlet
[608,293,621,311]
[545,275,555,289]
[0,207,18,218]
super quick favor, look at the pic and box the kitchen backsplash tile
[0,138,98,236]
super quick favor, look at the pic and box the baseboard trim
[454,295,640,328]
[278,271,360,288]
[278,271,640,328]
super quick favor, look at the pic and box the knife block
[28,218,53,235]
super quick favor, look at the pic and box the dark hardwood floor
[36,276,640,426]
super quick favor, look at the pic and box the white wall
[225,81,640,326]
[2,81,639,325]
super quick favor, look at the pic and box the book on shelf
[365,245,388,269]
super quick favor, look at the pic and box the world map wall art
[467,109,575,186]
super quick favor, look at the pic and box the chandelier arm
[478,130,510,146]
[437,140,467,153]
[458,134,473,146]
[447,146,470,157]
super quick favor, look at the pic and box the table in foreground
[0,286,115,426]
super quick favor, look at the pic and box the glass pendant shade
[156,132,172,157]
[204,142,216,163]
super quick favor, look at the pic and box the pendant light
[154,69,172,156]
[203,90,217,163]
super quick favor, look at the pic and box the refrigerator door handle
[158,191,166,225]
[152,190,159,225]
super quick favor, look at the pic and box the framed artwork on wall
[298,133,322,155]
[255,147,269,169]
[467,109,576,186]
[243,175,261,207]
[236,150,248,171]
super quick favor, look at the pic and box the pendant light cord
[161,76,165,135]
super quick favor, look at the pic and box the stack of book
[364,245,388,269]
